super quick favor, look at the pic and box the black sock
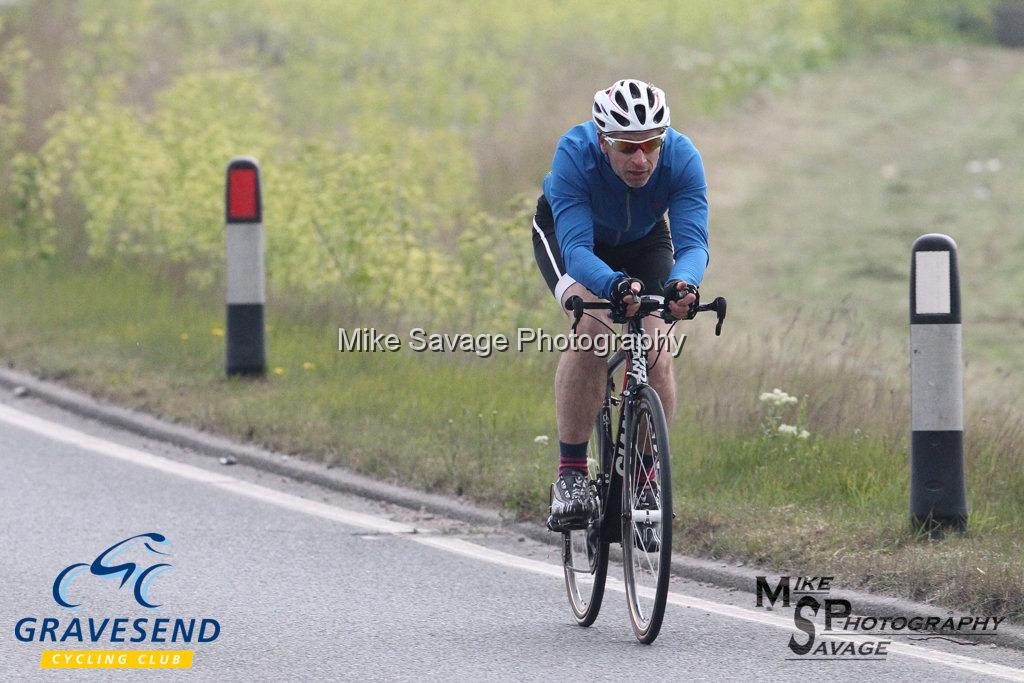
[558,441,588,475]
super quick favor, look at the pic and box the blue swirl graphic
[52,563,88,609]
[51,533,173,609]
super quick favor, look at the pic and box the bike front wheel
[562,406,611,626]
[621,385,673,644]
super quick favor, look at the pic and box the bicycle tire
[621,385,673,644]
[562,406,611,626]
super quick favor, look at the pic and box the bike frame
[595,316,655,546]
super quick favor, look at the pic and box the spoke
[631,522,645,550]
[644,421,655,466]
[645,538,658,573]
[637,528,657,575]
[634,532,651,573]
[629,510,658,577]
[631,410,659,576]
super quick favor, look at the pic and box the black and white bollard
[910,233,966,534]
[225,156,266,377]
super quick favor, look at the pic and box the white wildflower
[798,429,810,440]
[760,387,799,407]
[778,424,798,435]
[986,158,1002,173]
[533,435,549,445]
[966,160,984,174]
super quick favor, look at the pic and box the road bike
[559,291,726,644]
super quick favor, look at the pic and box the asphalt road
[3,393,1024,681]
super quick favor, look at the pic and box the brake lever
[567,296,584,333]
[691,297,727,335]
[712,297,727,336]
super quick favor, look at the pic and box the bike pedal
[547,516,565,533]
[547,512,588,533]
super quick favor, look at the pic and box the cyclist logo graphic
[52,532,173,610]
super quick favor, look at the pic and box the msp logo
[755,575,1004,660]
[53,532,172,609]
[14,532,221,670]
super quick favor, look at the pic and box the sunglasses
[602,132,666,155]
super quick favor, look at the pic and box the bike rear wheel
[562,406,611,626]
[621,385,673,644]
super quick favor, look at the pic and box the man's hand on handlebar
[610,276,644,318]
[663,280,699,322]
[564,285,725,335]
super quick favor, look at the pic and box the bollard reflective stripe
[910,325,963,432]
[226,225,265,305]
[225,158,261,223]
[909,233,966,534]
[225,156,266,377]
[910,236,960,325]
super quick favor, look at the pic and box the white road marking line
[2,402,1023,680]
[0,404,415,535]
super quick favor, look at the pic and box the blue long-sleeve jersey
[542,121,709,300]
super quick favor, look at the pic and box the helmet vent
[652,108,664,124]
[611,110,631,127]
[629,81,641,99]
[635,104,646,125]
[613,90,628,112]
[647,87,655,107]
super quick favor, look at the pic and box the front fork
[601,378,634,546]
[606,341,650,545]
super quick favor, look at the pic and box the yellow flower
[274,367,285,376]
[211,327,225,337]
[302,362,316,371]
[179,333,189,341]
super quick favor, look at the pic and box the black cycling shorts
[531,194,673,303]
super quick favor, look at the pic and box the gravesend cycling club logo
[755,575,1004,660]
[53,532,172,609]
[14,532,221,670]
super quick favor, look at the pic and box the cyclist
[532,79,709,532]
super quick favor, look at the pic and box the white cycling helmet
[592,79,670,133]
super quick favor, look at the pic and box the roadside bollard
[910,233,966,535]
[225,156,266,377]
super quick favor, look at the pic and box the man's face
[598,128,666,188]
